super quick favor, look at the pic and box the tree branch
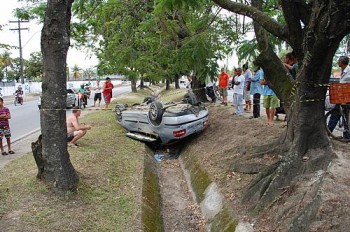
[280,0,305,59]
[211,0,287,41]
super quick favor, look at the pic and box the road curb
[4,128,41,148]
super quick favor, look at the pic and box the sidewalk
[0,97,110,170]
[0,130,41,170]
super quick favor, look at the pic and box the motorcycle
[14,93,23,106]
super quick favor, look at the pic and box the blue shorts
[0,127,11,139]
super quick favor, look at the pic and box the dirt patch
[159,158,206,231]
[177,103,350,231]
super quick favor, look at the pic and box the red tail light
[173,129,186,138]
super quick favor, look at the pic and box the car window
[67,89,75,94]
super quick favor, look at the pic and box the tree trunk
[131,79,137,92]
[239,0,346,214]
[140,77,144,89]
[166,79,170,90]
[40,0,78,193]
[191,74,207,102]
[175,74,180,89]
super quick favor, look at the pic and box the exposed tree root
[229,141,284,174]
[242,145,334,230]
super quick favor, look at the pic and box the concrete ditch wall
[141,146,163,232]
[179,151,240,231]
[141,144,254,231]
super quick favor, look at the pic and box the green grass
[0,93,152,232]
[0,87,188,231]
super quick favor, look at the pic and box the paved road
[3,85,131,146]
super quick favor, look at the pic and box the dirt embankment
[180,103,350,231]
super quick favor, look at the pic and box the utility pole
[9,19,29,84]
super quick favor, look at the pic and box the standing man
[242,64,252,112]
[218,67,229,106]
[102,77,114,109]
[67,107,92,147]
[260,74,280,125]
[93,80,102,107]
[328,56,350,139]
[250,67,264,119]
[0,97,14,155]
[232,68,245,116]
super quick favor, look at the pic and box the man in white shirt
[328,56,350,139]
[233,67,245,116]
[339,56,350,83]
[93,80,102,107]
[242,64,252,112]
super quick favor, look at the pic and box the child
[0,97,14,155]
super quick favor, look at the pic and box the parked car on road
[115,91,209,144]
[37,89,77,109]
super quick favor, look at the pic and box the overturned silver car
[115,91,209,144]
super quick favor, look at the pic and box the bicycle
[325,83,350,142]
[325,105,350,141]
[213,83,222,102]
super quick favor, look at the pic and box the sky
[0,1,98,70]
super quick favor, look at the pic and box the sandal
[2,152,8,156]
[8,150,15,154]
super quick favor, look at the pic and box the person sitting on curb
[66,107,92,148]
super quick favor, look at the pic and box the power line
[9,19,29,84]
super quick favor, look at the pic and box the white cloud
[0,2,98,69]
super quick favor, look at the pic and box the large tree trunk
[237,0,347,216]
[174,74,180,89]
[191,74,207,102]
[166,79,170,90]
[131,79,137,92]
[139,77,145,90]
[40,0,78,192]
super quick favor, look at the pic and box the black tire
[115,103,127,122]
[325,110,350,141]
[183,91,199,106]
[143,96,156,104]
[148,101,164,126]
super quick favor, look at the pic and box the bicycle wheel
[325,110,349,141]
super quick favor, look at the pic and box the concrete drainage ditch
[140,143,254,232]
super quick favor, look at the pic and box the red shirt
[219,72,229,88]
[103,82,114,95]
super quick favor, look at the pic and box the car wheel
[183,91,199,106]
[148,101,164,126]
[143,96,156,104]
[115,103,127,122]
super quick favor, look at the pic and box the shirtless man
[66,107,92,147]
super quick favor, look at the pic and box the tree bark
[131,79,137,92]
[166,79,170,90]
[140,77,145,89]
[234,0,350,213]
[175,74,180,89]
[40,0,78,193]
[191,74,207,102]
